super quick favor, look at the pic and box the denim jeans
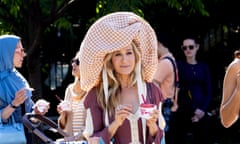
[162,98,173,132]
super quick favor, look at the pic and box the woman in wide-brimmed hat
[79,12,165,144]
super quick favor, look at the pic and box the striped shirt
[72,99,86,135]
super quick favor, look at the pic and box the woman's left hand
[146,109,158,125]
[34,99,50,115]
[146,109,159,136]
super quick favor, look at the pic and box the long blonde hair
[96,41,142,116]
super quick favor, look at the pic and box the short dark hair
[182,34,200,44]
[155,30,170,48]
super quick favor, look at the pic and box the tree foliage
[0,0,82,101]
[0,0,226,103]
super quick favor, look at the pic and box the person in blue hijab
[0,34,50,143]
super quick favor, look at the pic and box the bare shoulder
[227,59,240,72]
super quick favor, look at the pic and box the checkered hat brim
[79,11,158,91]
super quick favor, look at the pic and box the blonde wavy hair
[96,41,142,116]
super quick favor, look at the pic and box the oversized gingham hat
[79,11,158,91]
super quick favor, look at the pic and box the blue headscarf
[0,35,33,124]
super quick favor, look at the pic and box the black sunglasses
[181,45,195,51]
[71,59,79,65]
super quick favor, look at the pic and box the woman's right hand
[108,105,132,138]
[114,104,132,126]
[12,88,27,107]
[57,104,67,114]
[57,104,62,114]
[2,88,27,120]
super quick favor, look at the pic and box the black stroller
[22,113,87,144]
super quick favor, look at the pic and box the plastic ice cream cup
[140,103,156,119]
[59,101,71,111]
[35,99,49,113]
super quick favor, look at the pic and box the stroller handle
[22,113,69,144]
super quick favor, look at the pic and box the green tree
[0,0,213,101]
[0,0,84,101]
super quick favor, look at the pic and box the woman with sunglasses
[172,36,213,144]
[57,51,87,142]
